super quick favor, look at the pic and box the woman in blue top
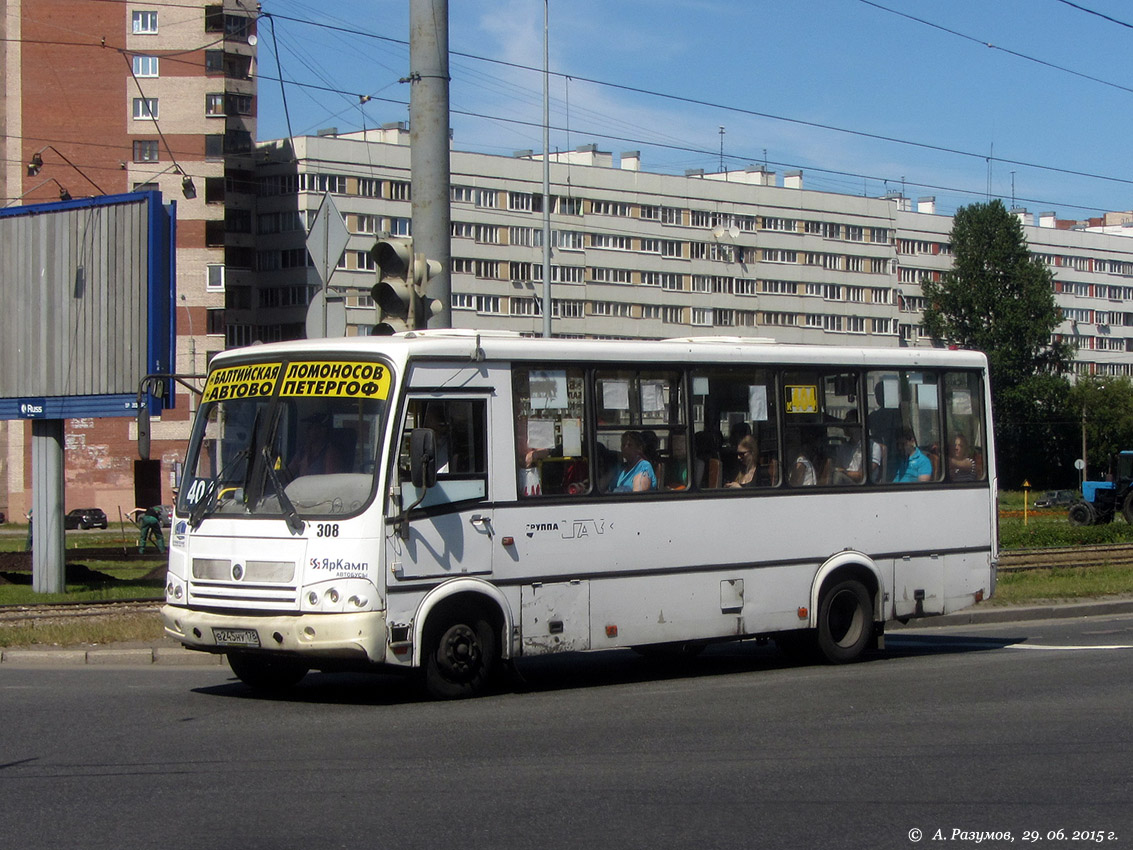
[612,431,657,492]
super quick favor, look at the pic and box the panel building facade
[251,129,1133,380]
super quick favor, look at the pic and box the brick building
[1,0,256,520]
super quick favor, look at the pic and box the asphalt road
[1,614,1131,850]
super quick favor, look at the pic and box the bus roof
[209,330,989,372]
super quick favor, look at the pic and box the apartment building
[0,0,256,518]
[251,128,1133,380]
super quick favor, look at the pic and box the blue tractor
[1068,450,1133,526]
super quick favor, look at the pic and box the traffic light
[412,251,444,327]
[371,236,415,335]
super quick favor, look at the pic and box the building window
[204,177,225,204]
[206,308,226,335]
[132,55,159,77]
[132,140,159,163]
[225,93,254,116]
[132,11,158,34]
[205,93,225,116]
[132,98,158,120]
[206,265,226,291]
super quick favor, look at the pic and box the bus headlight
[165,577,186,602]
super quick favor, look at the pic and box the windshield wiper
[260,446,305,535]
[188,448,249,530]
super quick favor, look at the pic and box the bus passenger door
[387,395,495,580]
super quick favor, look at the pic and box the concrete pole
[409,0,452,328]
[31,419,65,594]
[541,0,552,338]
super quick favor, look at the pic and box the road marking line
[1007,644,1133,651]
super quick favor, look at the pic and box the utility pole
[408,0,452,328]
[541,0,552,338]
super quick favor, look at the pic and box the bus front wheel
[227,652,308,691]
[816,579,873,664]
[424,613,498,699]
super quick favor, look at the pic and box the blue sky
[257,0,1133,219]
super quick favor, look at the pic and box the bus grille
[188,558,299,610]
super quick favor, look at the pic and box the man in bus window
[893,427,933,483]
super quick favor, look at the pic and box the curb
[3,600,1132,666]
[890,597,1133,629]
[0,644,225,667]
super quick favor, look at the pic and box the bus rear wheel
[424,614,498,699]
[816,579,873,664]
[227,652,308,691]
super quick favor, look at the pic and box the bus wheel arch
[413,582,511,699]
[809,557,882,664]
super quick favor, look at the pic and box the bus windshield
[179,358,392,523]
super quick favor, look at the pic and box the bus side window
[691,367,778,489]
[594,369,685,496]
[513,368,590,497]
[944,371,986,482]
[399,398,488,507]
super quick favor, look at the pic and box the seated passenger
[610,431,657,493]
[789,449,816,487]
[665,431,690,489]
[893,427,933,483]
[726,436,758,488]
[948,432,978,481]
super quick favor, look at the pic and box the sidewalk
[3,597,1132,666]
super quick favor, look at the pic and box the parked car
[1034,489,1076,509]
[64,508,108,530]
[158,505,173,527]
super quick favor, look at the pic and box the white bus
[162,332,997,697]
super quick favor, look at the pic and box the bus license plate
[212,628,260,647]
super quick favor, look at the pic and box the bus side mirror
[411,428,438,489]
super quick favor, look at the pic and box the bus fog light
[308,592,319,606]
[303,626,316,638]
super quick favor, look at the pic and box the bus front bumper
[162,605,388,665]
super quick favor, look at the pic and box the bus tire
[1068,501,1094,526]
[815,578,873,664]
[227,652,308,691]
[424,612,498,699]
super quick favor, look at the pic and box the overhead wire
[252,9,1133,201]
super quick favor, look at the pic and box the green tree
[922,200,1073,390]
[922,200,1075,486]
[1069,376,1133,478]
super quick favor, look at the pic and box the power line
[858,0,1133,96]
[1053,0,1133,30]
[254,11,1133,195]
